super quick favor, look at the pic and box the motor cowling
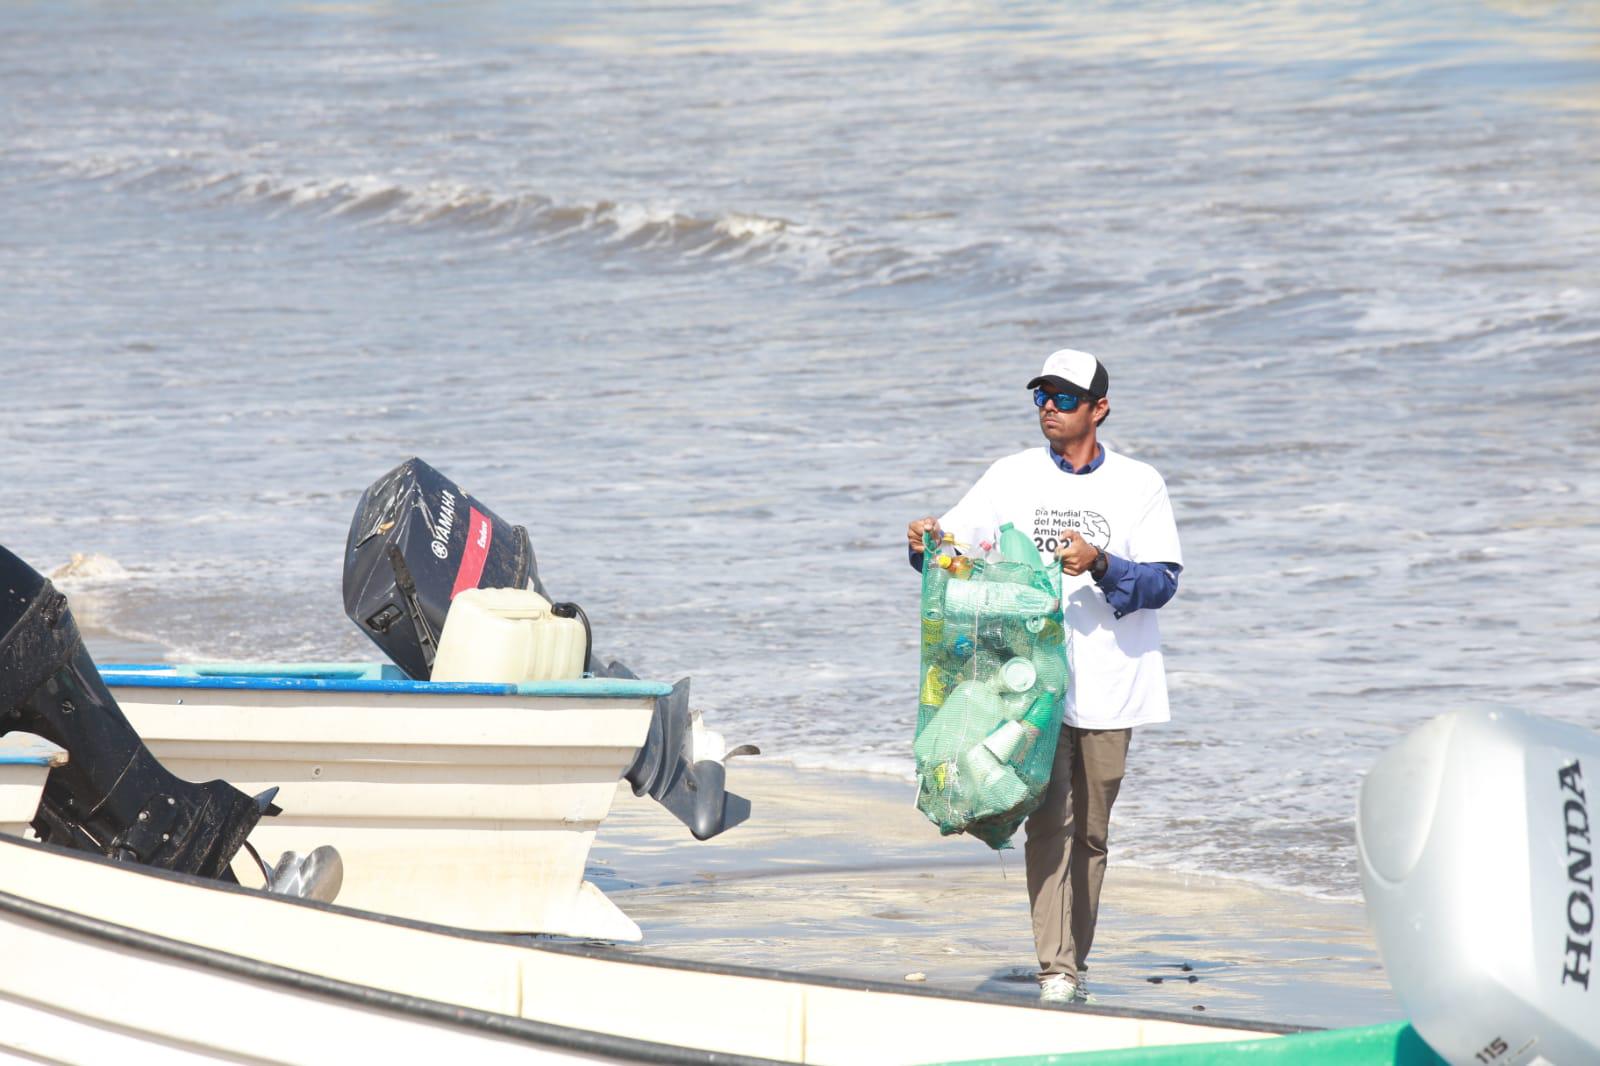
[342,458,538,680]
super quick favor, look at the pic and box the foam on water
[47,553,130,583]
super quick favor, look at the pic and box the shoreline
[592,760,1399,1030]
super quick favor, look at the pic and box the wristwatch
[1090,548,1109,581]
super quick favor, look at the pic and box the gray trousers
[1023,725,1132,979]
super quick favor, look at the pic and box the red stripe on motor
[450,508,493,599]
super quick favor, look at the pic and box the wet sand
[590,762,1399,1031]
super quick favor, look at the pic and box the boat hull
[0,834,1288,1065]
[103,667,667,939]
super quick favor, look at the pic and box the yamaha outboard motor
[0,544,269,878]
[343,458,539,680]
[342,459,752,840]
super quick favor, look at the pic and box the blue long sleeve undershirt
[1095,554,1182,618]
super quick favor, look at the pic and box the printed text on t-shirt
[1032,507,1112,552]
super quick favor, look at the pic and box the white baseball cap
[1026,348,1108,398]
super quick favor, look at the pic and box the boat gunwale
[0,873,782,1065]
[0,832,1309,1039]
[100,663,673,700]
[0,746,68,767]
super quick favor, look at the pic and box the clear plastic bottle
[972,649,1006,686]
[1022,694,1057,733]
[976,617,1009,652]
[999,522,1047,573]
[944,579,1057,622]
[1031,644,1070,695]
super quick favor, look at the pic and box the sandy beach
[592,762,1399,1032]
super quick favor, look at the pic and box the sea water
[3,0,1597,899]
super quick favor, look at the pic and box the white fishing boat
[99,662,734,942]
[11,490,753,947]
[0,825,1297,1065]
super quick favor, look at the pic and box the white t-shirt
[939,446,1182,730]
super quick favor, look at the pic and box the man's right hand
[906,516,942,552]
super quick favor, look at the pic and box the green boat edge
[937,1020,1446,1065]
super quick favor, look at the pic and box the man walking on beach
[905,349,1182,1004]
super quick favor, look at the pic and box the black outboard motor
[343,458,539,680]
[0,544,269,878]
[342,460,751,840]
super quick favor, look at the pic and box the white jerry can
[1358,707,1600,1066]
[430,587,587,683]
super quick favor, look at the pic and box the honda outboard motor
[343,458,539,680]
[342,460,752,840]
[1359,708,1600,1064]
[0,544,268,878]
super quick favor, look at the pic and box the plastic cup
[982,719,1030,763]
[999,657,1037,693]
[958,742,1030,815]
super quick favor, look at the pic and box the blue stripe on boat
[99,664,673,699]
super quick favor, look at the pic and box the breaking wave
[47,552,130,584]
[45,152,983,289]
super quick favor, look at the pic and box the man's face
[1036,388,1107,449]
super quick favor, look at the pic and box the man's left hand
[1056,531,1095,576]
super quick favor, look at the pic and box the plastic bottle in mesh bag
[921,565,949,646]
[944,579,1056,623]
[999,522,1046,572]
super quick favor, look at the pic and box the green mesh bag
[914,525,1070,850]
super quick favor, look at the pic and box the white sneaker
[1038,973,1077,1004]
